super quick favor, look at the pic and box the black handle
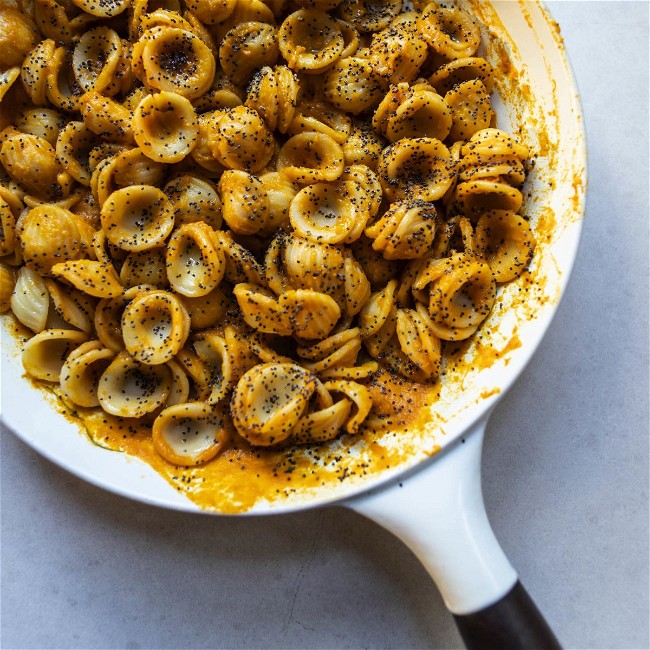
[453,581,561,650]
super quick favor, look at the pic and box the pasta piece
[56,121,101,186]
[358,278,397,338]
[365,198,437,260]
[368,21,427,84]
[60,341,116,407]
[385,87,452,143]
[98,350,172,418]
[292,396,352,444]
[338,0,402,33]
[46,45,84,112]
[20,39,56,106]
[0,262,16,313]
[134,26,216,99]
[413,252,496,341]
[287,100,351,145]
[91,147,166,206]
[474,210,535,282]
[429,57,495,95]
[342,248,372,316]
[34,0,96,44]
[451,179,523,220]
[297,327,361,374]
[193,325,256,403]
[445,79,494,142]
[119,248,169,288]
[0,194,18,257]
[0,7,39,68]
[133,91,199,163]
[277,132,344,184]
[293,0,341,9]
[70,0,129,16]
[121,289,190,364]
[10,265,50,332]
[219,21,279,85]
[418,3,481,60]
[215,230,266,285]
[339,164,382,218]
[100,185,175,251]
[323,57,385,114]
[0,132,64,201]
[17,204,94,276]
[343,125,384,170]
[351,235,401,289]
[277,9,344,73]
[22,328,88,382]
[94,296,126,352]
[290,179,369,245]
[245,66,279,131]
[72,27,123,94]
[184,0,237,25]
[50,259,124,299]
[259,171,297,231]
[165,221,226,297]
[152,402,231,466]
[233,283,292,335]
[395,303,441,380]
[208,106,275,173]
[164,175,222,231]
[15,109,67,146]
[44,279,96,332]
[377,137,455,202]
[231,362,317,445]
[322,379,371,433]
[218,170,272,235]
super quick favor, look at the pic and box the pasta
[2,0,537,470]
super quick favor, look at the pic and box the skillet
[0,1,586,646]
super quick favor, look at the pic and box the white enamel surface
[1,0,585,520]
[348,417,517,615]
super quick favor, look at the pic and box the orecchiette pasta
[4,0,537,474]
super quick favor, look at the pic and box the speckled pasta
[2,0,537,464]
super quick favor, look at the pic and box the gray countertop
[1,3,648,649]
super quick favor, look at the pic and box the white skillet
[0,2,586,647]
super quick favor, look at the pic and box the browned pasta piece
[474,210,535,282]
[22,328,88,382]
[377,136,455,202]
[121,289,190,364]
[133,91,199,163]
[277,9,344,72]
[98,350,172,418]
[100,185,175,251]
[165,221,226,297]
[231,362,317,445]
[287,100,351,145]
[0,7,39,67]
[418,3,481,60]
[153,402,231,465]
[277,132,344,183]
[219,21,279,85]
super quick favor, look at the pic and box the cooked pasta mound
[0,0,535,465]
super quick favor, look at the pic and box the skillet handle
[454,580,560,649]
[344,417,561,649]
